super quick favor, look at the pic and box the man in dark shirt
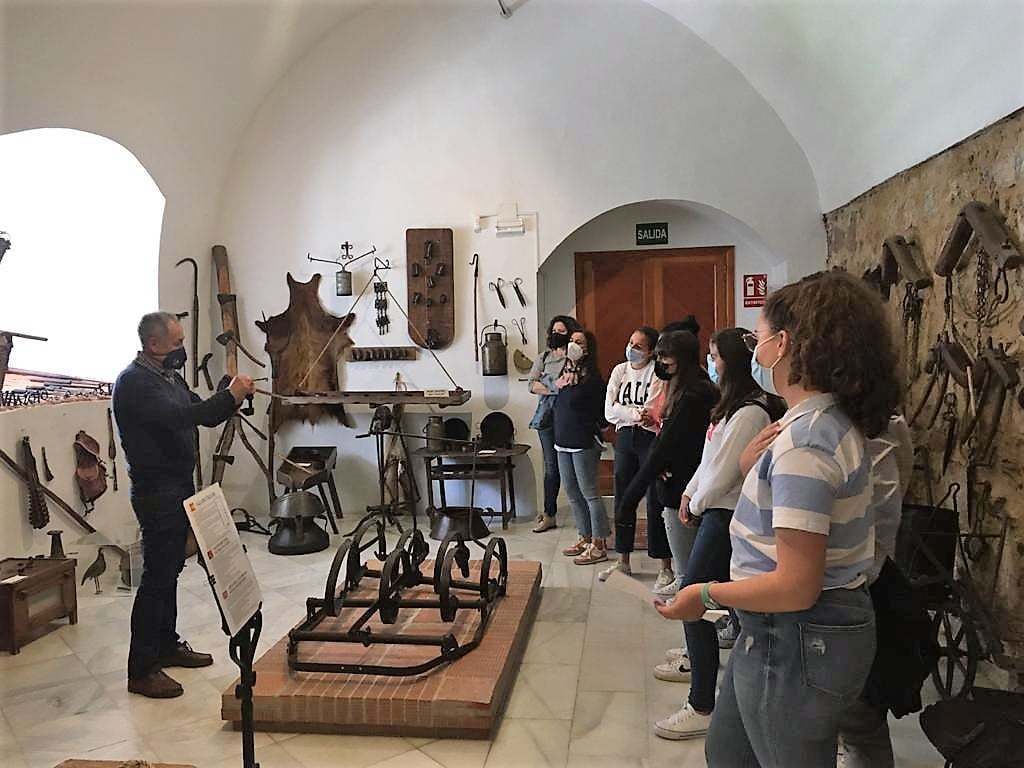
[113,311,254,698]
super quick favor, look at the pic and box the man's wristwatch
[701,581,724,611]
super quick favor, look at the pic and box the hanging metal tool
[174,257,200,388]
[41,447,54,483]
[940,392,959,474]
[308,242,377,297]
[511,277,528,307]
[901,282,925,381]
[375,279,390,334]
[106,407,118,492]
[511,317,528,344]
[961,339,1018,462]
[215,330,266,368]
[471,254,480,362]
[488,278,507,308]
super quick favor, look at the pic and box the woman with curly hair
[655,270,902,767]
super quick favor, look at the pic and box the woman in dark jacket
[553,330,610,565]
[616,330,717,577]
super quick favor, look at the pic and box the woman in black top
[553,330,610,565]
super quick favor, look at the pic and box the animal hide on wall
[255,273,355,433]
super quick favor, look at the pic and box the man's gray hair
[138,311,178,345]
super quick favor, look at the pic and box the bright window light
[0,128,163,382]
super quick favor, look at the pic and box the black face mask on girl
[547,331,569,350]
[654,361,674,380]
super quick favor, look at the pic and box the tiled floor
[1,514,948,767]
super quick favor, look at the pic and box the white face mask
[566,341,584,362]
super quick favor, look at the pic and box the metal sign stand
[196,549,262,768]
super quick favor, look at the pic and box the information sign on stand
[184,483,263,768]
[184,484,262,635]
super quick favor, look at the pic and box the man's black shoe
[159,640,214,669]
[128,669,184,699]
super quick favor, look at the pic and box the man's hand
[654,584,705,621]
[228,375,256,404]
[740,421,782,475]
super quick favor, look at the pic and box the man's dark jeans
[681,508,734,712]
[127,488,191,680]
[613,426,670,559]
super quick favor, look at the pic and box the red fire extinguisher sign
[743,274,768,308]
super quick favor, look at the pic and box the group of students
[528,270,922,767]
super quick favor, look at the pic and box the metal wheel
[931,601,980,699]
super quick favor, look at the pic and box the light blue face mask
[626,345,647,365]
[750,333,781,396]
[707,354,719,385]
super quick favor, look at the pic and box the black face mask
[654,361,675,381]
[548,331,569,350]
[162,347,187,370]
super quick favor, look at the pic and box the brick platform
[222,560,542,739]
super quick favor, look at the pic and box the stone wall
[825,108,1024,671]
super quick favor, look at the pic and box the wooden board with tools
[406,228,455,350]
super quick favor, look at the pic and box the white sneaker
[653,658,691,683]
[598,561,631,582]
[652,577,680,597]
[664,647,688,663]
[653,568,675,591]
[653,702,712,740]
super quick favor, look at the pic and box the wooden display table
[1,556,77,654]
[413,444,529,529]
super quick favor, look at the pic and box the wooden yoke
[212,245,239,378]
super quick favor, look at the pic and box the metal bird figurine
[80,548,107,594]
[105,544,133,589]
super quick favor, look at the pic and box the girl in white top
[600,327,675,586]
[651,327,784,740]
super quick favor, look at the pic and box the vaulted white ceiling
[645,0,1024,210]
[3,0,1022,225]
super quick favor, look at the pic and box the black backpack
[920,688,1024,767]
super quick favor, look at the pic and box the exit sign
[636,222,668,246]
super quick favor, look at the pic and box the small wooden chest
[0,556,77,654]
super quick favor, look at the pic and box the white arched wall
[540,199,786,335]
[214,0,823,518]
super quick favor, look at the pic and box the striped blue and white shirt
[729,393,875,590]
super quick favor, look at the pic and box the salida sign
[636,222,668,246]
[743,274,768,307]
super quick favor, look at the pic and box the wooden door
[575,246,734,496]
[574,246,734,379]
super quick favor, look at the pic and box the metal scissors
[488,278,507,308]
[511,277,527,307]
[511,317,528,344]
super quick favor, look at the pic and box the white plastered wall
[213,0,823,520]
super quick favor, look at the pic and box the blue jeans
[661,506,697,579]
[612,426,671,559]
[557,447,609,539]
[537,426,560,519]
[680,508,734,712]
[706,586,876,768]
[128,489,192,679]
